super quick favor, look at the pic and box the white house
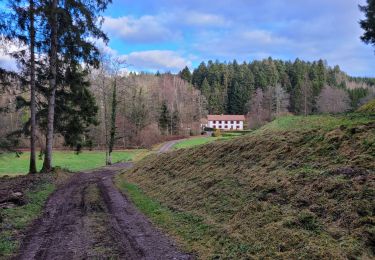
[207,115,246,130]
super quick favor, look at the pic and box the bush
[212,129,221,137]
[357,98,375,114]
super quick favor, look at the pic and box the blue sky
[100,0,375,76]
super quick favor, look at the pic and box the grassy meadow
[119,114,375,259]
[0,150,144,176]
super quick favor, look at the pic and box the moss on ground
[120,114,375,259]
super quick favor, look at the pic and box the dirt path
[157,139,182,153]
[16,163,192,260]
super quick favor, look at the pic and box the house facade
[207,115,246,130]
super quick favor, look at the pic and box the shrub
[357,98,375,114]
[212,129,222,137]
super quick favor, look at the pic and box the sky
[0,0,374,77]
[99,0,375,77]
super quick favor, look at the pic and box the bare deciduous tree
[316,86,350,114]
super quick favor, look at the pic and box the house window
[213,120,216,123]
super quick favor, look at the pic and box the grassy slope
[0,150,143,176]
[120,114,375,259]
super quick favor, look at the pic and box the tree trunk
[41,0,58,173]
[29,0,37,174]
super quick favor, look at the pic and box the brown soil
[0,174,54,208]
[15,163,192,260]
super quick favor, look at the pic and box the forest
[2,57,375,152]
[180,58,375,127]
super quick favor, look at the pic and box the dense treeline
[88,70,206,149]
[179,58,375,117]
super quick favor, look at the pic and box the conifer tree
[179,66,192,83]
[40,0,111,172]
[360,0,375,52]
[171,110,180,135]
[159,100,170,135]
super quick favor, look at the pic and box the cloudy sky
[0,0,373,76]
[100,0,374,76]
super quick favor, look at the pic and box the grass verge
[0,179,55,258]
[116,177,249,258]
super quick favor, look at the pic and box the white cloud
[103,15,177,43]
[122,50,191,72]
[99,0,375,76]
[241,30,289,45]
[90,37,118,56]
[182,11,230,27]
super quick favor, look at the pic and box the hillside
[120,114,375,259]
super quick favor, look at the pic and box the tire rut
[16,163,192,260]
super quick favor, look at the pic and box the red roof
[207,115,245,121]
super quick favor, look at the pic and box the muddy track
[16,163,192,260]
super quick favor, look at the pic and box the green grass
[0,150,143,176]
[116,177,237,257]
[173,134,247,150]
[0,182,55,257]
[173,137,219,149]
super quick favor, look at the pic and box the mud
[0,174,53,208]
[15,163,192,260]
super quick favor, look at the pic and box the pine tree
[200,78,211,99]
[179,66,192,83]
[40,0,111,172]
[359,0,375,52]
[159,100,170,135]
[192,62,208,87]
[171,110,180,135]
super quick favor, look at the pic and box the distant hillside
[122,114,375,259]
[179,58,375,116]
